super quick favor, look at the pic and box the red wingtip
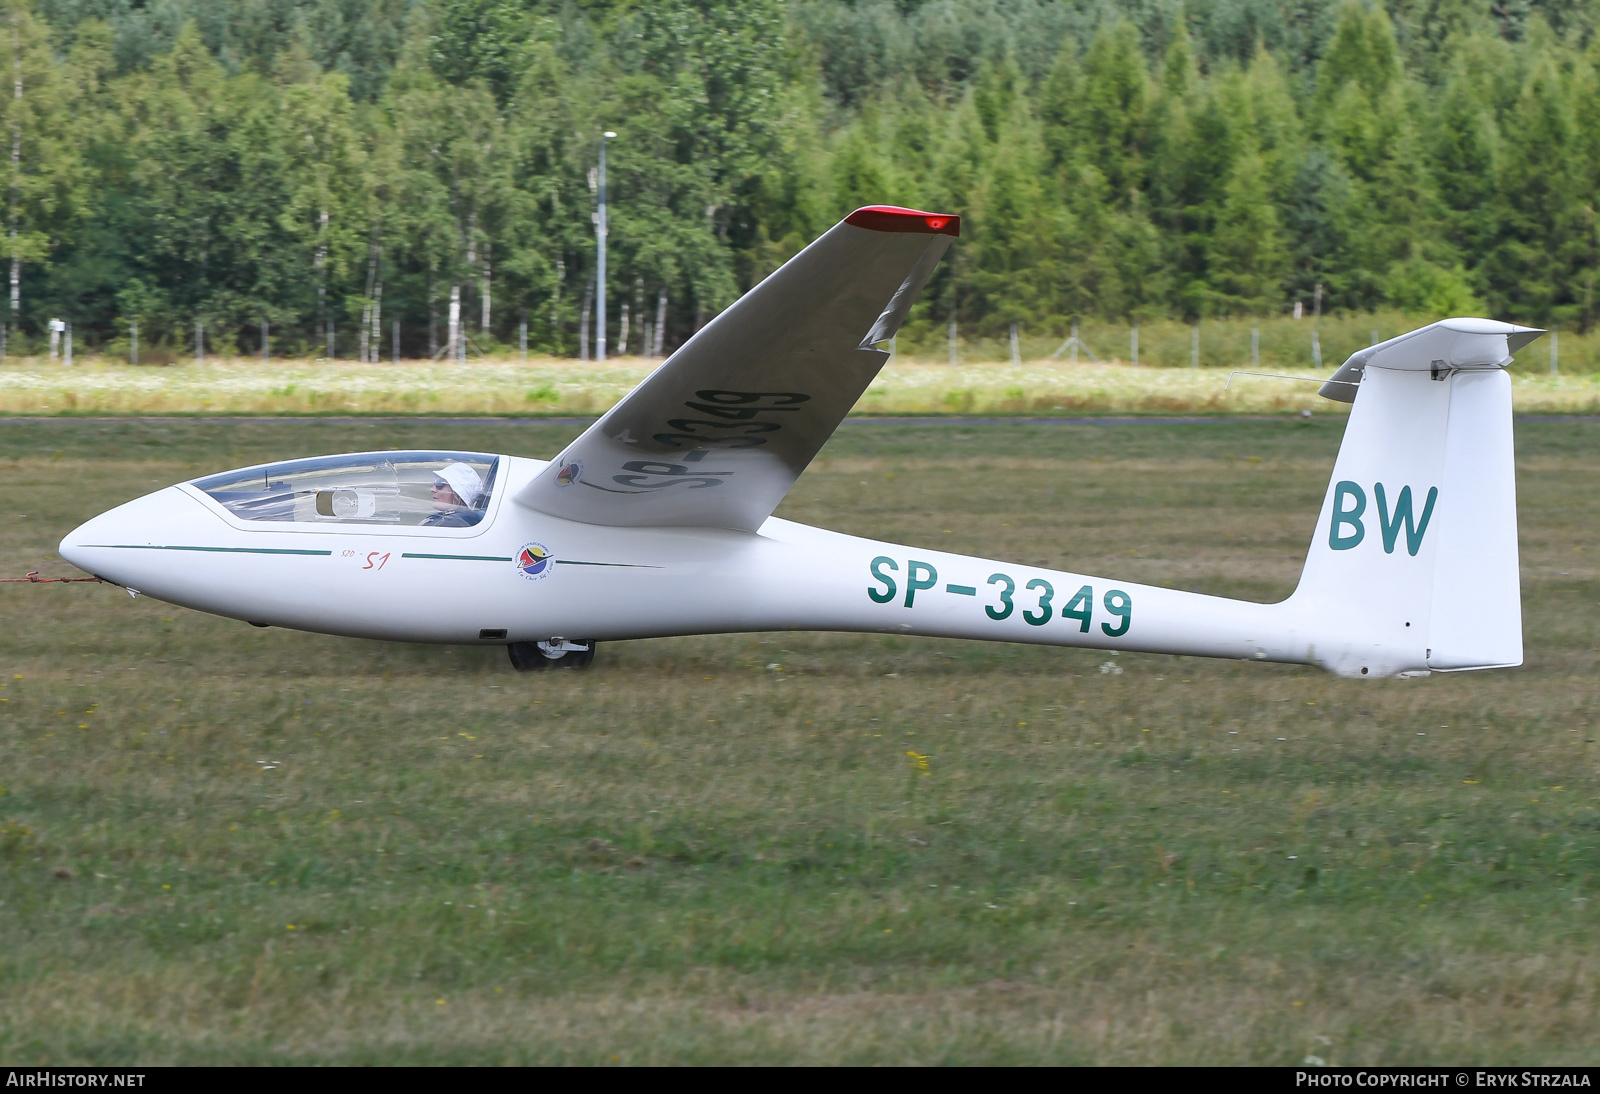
[844,206,961,237]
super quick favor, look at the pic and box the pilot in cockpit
[422,463,485,527]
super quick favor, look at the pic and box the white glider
[60,206,1539,678]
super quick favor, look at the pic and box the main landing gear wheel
[508,639,596,671]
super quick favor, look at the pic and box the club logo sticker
[516,542,555,581]
[555,459,583,487]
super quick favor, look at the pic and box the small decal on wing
[555,459,583,487]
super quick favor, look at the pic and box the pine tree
[829,113,893,217]
[1488,55,1588,323]
[1393,0,1494,84]
[1207,141,1290,314]
[1284,146,1352,307]
[1241,47,1302,206]
[1145,27,1194,315]
[1315,0,1400,120]
[1429,54,1500,261]
[966,114,1061,336]
[1038,38,1080,174]
[1078,20,1149,209]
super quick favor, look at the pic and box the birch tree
[500,35,574,352]
[279,65,366,359]
[117,23,236,351]
[0,0,78,354]
[383,48,505,358]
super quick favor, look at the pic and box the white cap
[434,463,484,507]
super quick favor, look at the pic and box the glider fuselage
[59,451,1400,676]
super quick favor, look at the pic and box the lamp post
[596,130,616,363]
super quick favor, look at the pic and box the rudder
[1426,368,1521,670]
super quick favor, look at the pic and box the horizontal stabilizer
[1319,317,1544,402]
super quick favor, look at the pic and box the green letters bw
[1375,484,1438,556]
[868,556,898,603]
[1329,481,1366,550]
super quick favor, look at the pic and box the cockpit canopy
[192,451,500,527]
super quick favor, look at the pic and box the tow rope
[1,570,103,584]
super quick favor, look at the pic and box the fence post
[261,319,269,364]
[1312,283,1323,369]
[64,322,72,367]
[1009,321,1021,367]
[1131,322,1138,365]
[578,283,590,362]
[130,321,138,366]
[948,318,957,367]
[1190,323,1199,369]
[196,320,204,365]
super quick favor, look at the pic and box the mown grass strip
[0,418,1595,1063]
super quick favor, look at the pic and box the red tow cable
[0,570,102,583]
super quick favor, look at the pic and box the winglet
[844,206,960,236]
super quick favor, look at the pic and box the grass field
[1,417,1597,1064]
[1,354,1598,417]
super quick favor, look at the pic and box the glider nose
[59,486,200,584]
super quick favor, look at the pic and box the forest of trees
[4,0,1600,359]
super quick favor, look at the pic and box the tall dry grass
[1,352,1595,416]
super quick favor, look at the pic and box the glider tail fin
[1290,319,1541,678]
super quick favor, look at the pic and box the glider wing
[514,206,958,530]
